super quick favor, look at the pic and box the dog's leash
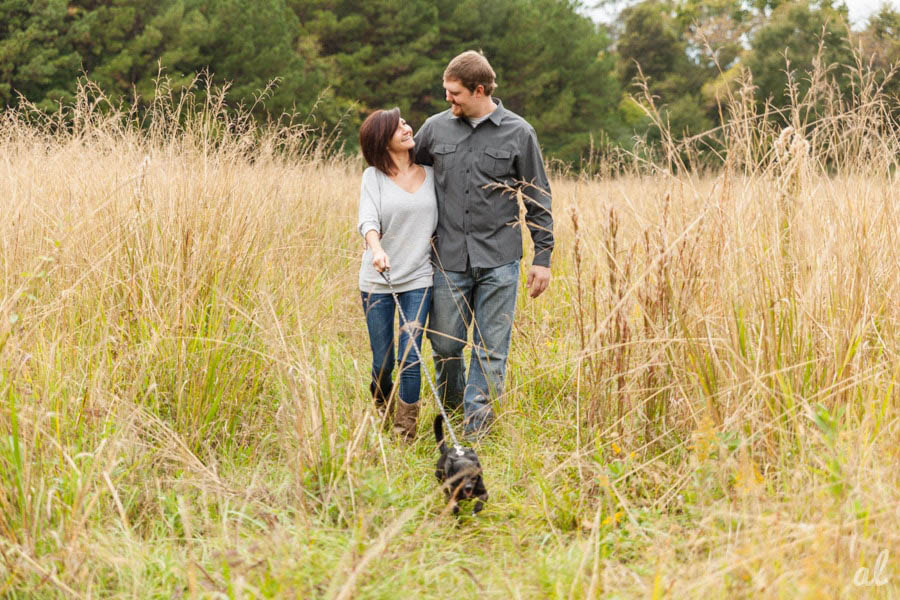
[379,269,465,456]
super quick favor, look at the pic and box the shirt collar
[450,98,505,125]
[487,98,505,125]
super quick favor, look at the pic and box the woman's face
[387,117,414,153]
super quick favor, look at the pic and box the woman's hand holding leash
[372,248,390,272]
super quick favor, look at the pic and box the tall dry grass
[0,60,899,598]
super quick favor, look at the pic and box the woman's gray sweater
[357,165,438,294]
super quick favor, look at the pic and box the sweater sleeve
[357,168,381,238]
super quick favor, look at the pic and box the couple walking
[357,51,554,441]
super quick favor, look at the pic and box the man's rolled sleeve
[518,128,554,268]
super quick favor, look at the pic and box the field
[1,76,899,598]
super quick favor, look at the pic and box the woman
[357,108,437,441]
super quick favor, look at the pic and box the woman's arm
[365,230,390,272]
[358,169,381,238]
[358,168,390,272]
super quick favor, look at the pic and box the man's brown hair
[359,107,414,176]
[443,50,497,95]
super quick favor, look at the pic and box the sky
[583,0,899,29]
[840,0,899,25]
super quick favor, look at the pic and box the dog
[434,414,488,515]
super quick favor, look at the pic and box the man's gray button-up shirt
[414,99,554,271]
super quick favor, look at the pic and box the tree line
[2,0,898,164]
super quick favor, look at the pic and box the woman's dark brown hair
[359,107,415,175]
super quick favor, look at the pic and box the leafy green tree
[744,1,854,109]
[618,2,687,90]
[864,3,900,57]
[857,5,900,103]
[0,0,81,109]
[617,0,713,136]
[675,0,753,69]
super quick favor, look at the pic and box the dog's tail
[433,414,447,453]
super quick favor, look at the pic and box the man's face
[443,78,479,118]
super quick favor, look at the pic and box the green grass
[1,73,900,598]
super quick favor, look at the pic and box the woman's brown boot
[393,400,419,441]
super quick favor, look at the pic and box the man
[414,50,553,439]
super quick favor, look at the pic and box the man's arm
[517,127,553,297]
[413,119,433,166]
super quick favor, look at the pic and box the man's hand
[526,265,551,298]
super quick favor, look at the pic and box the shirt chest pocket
[484,147,513,177]
[433,143,458,171]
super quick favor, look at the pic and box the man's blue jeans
[361,287,432,405]
[428,261,520,435]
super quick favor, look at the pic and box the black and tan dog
[434,414,488,515]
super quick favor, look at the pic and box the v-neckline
[384,167,429,196]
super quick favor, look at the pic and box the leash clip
[454,445,465,457]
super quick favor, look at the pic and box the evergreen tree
[0,0,81,109]
[478,0,625,160]
[67,0,212,100]
[202,0,341,121]
[293,0,624,161]
[2,0,880,163]
[290,0,445,126]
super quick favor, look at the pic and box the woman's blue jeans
[361,287,432,405]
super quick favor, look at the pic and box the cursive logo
[853,549,891,587]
